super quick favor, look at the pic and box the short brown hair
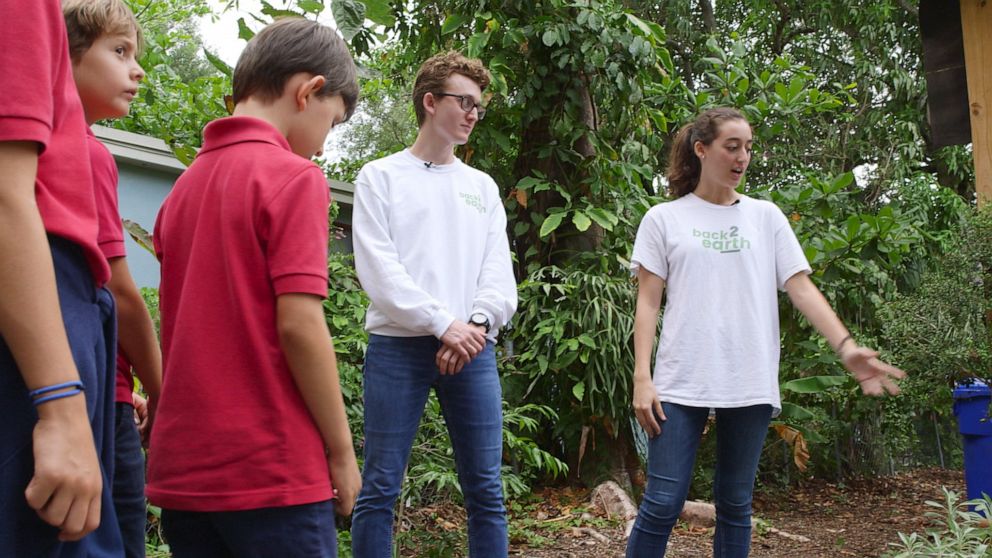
[232,18,359,120]
[63,0,143,62]
[412,51,491,126]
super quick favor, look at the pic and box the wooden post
[961,0,992,206]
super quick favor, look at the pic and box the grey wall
[116,163,175,288]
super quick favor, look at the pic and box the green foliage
[884,489,992,557]
[506,263,636,476]
[326,59,418,182]
[764,174,968,477]
[882,208,992,391]
[119,0,230,163]
[140,287,161,339]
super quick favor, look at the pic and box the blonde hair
[412,51,491,126]
[62,0,143,62]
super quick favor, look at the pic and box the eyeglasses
[435,92,486,120]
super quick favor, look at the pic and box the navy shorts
[162,500,338,558]
[0,236,122,557]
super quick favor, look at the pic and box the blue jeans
[114,403,147,558]
[161,500,337,558]
[0,236,122,557]
[626,403,773,558]
[351,335,507,558]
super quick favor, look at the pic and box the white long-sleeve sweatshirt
[352,149,518,340]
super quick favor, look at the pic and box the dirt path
[497,468,965,557]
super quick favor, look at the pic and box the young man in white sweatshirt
[350,52,517,557]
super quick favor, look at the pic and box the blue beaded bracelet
[33,388,84,406]
[28,380,84,399]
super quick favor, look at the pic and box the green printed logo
[693,226,751,253]
[459,191,485,214]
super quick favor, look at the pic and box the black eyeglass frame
[434,92,487,120]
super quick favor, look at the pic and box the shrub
[884,488,992,557]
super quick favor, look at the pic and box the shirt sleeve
[0,1,58,149]
[352,165,455,338]
[471,180,518,336]
[771,205,812,290]
[263,165,330,297]
[631,206,669,280]
[91,137,126,260]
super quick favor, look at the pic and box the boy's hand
[132,392,155,447]
[25,396,103,541]
[328,456,361,516]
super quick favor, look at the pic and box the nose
[132,62,145,82]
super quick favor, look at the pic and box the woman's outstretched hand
[840,345,906,396]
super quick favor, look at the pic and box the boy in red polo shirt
[0,0,122,556]
[148,17,361,557]
[63,2,163,556]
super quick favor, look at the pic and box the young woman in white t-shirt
[625,107,905,557]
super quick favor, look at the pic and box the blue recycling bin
[953,380,992,506]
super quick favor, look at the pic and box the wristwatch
[469,312,491,334]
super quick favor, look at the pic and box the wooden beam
[961,0,992,206]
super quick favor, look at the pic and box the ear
[422,91,438,119]
[295,74,327,111]
[693,140,706,159]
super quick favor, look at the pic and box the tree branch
[699,0,715,33]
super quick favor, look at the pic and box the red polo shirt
[88,129,137,404]
[148,116,333,511]
[0,0,109,286]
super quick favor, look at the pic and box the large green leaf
[572,211,592,232]
[236,17,255,41]
[539,212,565,238]
[782,375,850,394]
[202,48,232,77]
[572,381,585,402]
[625,13,665,43]
[331,0,366,41]
[779,401,816,421]
[361,0,394,26]
[441,13,471,35]
[297,0,325,14]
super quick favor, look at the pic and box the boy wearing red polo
[63,2,163,556]
[0,0,122,556]
[148,18,361,557]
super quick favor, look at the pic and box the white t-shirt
[630,193,811,412]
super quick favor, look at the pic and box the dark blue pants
[114,402,147,558]
[0,236,122,557]
[161,500,337,558]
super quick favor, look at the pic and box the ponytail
[665,107,749,198]
[666,123,700,198]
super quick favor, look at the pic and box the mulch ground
[399,468,967,557]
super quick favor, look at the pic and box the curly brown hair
[412,51,491,126]
[667,107,749,197]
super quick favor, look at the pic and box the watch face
[471,314,490,330]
